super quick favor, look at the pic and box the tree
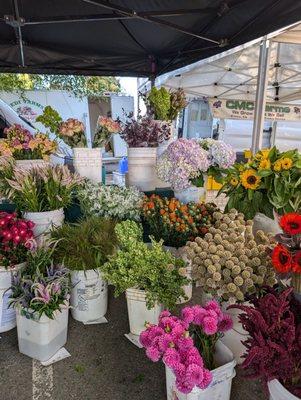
[0,73,120,99]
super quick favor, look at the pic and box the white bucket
[23,208,64,242]
[220,302,249,364]
[0,262,26,333]
[174,186,205,204]
[127,147,157,191]
[268,379,300,400]
[126,288,163,336]
[166,341,236,400]
[70,269,108,323]
[73,147,102,183]
[15,159,48,170]
[16,305,69,362]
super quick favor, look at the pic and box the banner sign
[209,98,301,121]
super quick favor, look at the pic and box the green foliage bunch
[51,217,117,271]
[147,87,171,120]
[101,221,189,309]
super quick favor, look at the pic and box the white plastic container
[126,288,163,336]
[16,305,69,362]
[174,186,205,204]
[70,269,108,323]
[166,341,236,400]
[23,208,64,241]
[73,147,102,183]
[0,262,25,333]
[127,147,157,191]
[268,380,300,400]
[220,302,249,364]
[15,159,48,170]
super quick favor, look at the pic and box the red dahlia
[279,213,301,235]
[292,250,301,273]
[271,244,292,273]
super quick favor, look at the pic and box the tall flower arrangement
[93,116,121,148]
[140,301,233,394]
[220,147,301,219]
[0,124,57,160]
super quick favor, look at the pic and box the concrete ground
[0,287,267,400]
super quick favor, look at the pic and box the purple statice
[156,138,210,190]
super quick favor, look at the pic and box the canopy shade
[1,0,301,77]
[156,22,301,103]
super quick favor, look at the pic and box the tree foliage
[0,73,120,99]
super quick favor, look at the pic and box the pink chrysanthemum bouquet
[140,301,233,394]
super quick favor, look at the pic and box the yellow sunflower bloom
[258,158,271,170]
[240,169,261,190]
[273,160,282,172]
[230,177,239,186]
[280,157,293,170]
[255,148,270,160]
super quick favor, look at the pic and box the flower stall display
[270,212,301,297]
[77,181,143,222]
[52,217,117,323]
[93,115,121,148]
[220,147,301,220]
[3,164,82,242]
[142,195,217,248]
[140,302,236,400]
[9,245,70,362]
[0,212,34,332]
[0,124,57,169]
[101,220,188,343]
[157,138,210,203]
[184,209,277,362]
[230,287,301,399]
[120,114,171,191]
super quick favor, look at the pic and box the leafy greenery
[0,73,120,99]
[51,217,117,271]
[146,87,171,120]
[36,106,62,135]
[101,221,189,310]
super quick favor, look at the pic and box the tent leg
[251,37,270,153]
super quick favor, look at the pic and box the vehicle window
[0,115,8,138]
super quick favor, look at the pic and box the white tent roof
[155,22,301,103]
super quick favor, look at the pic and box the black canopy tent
[1,0,301,78]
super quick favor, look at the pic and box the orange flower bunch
[142,194,217,248]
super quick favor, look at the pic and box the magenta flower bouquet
[140,301,233,394]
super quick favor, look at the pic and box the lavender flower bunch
[156,138,210,190]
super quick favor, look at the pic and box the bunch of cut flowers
[77,180,143,222]
[140,301,233,394]
[0,124,57,160]
[0,212,34,268]
[93,115,121,148]
[142,194,217,248]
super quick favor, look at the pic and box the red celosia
[271,244,292,273]
[280,213,301,235]
[292,250,301,273]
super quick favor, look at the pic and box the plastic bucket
[15,159,48,170]
[70,269,108,323]
[16,305,69,362]
[166,341,236,400]
[268,380,300,400]
[174,186,205,204]
[73,147,102,183]
[127,147,157,191]
[0,262,26,333]
[126,288,163,336]
[23,208,64,241]
[220,302,249,364]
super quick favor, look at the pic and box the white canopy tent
[153,22,301,151]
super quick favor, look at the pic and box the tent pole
[251,36,270,153]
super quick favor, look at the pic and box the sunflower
[273,160,282,172]
[258,158,271,170]
[280,157,293,170]
[292,251,301,273]
[279,212,301,235]
[240,169,261,190]
[271,244,292,273]
[255,148,270,160]
[230,177,239,186]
